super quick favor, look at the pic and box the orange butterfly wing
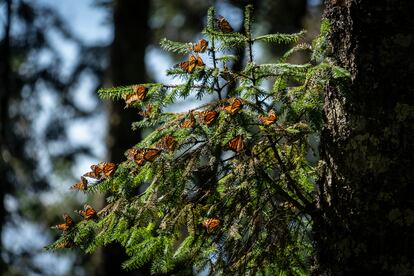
[187,55,198,73]
[178,55,204,73]
[54,213,74,231]
[64,213,74,227]
[224,98,243,115]
[83,164,102,179]
[203,218,221,233]
[181,112,195,128]
[143,148,161,162]
[99,162,116,177]
[196,55,205,67]
[217,16,233,33]
[193,39,208,53]
[128,148,160,165]
[139,104,154,117]
[56,239,74,249]
[134,159,146,166]
[70,176,88,190]
[54,223,69,231]
[228,135,244,152]
[78,204,97,220]
[127,148,146,166]
[259,110,278,126]
[158,135,177,151]
[84,205,97,219]
[126,148,140,161]
[124,85,146,106]
[177,61,191,72]
[201,111,218,126]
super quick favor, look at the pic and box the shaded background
[0,0,321,275]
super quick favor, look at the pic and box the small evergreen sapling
[47,7,348,275]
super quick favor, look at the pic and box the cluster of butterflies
[121,87,278,155]
[176,15,233,74]
[51,162,116,244]
[52,204,97,232]
[126,134,176,167]
[69,161,117,191]
[51,204,98,248]
[52,15,280,244]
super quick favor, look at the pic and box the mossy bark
[313,0,414,274]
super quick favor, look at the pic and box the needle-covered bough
[46,6,349,275]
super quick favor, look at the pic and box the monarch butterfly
[258,110,278,126]
[177,55,204,73]
[228,135,245,152]
[220,65,234,82]
[83,164,102,179]
[224,98,243,115]
[157,135,177,151]
[202,218,221,233]
[141,148,161,162]
[84,162,116,179]
[192,39,208,53]
[76,204,97,220]
[126,148,140,161]
[181,112,196,128]
[98,162,116,178]
[217,16,233,33]
[70,176,88,190]
[200,110,218,126]
[56,238,75,249]
[124,85,146,107]
[127,148,161,166]
[139,104,155,117]
[53,213,74,232]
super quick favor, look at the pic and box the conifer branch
[46,5,350,274]
[266,135,312,207]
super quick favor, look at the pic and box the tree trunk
[99,1,150,275]
[314,0,414,274]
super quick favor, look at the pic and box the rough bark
[99,1,150,275]
[314,0,414,274]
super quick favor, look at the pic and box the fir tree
[46,6,348,275]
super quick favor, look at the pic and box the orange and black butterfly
[141,148,161,162]
[53,213,74,232]
[157,135,177,151]
[124,85,147,107]
[84,162,116,179]
[258,110,278,126]
[181,112,196,128]
[202,218,221,233]
[83,164,102,179]
[127,148,161,166]
[76,204,97,220]
[217,16,233,33]
[200,110,218,126]
[192,39,208,53]
[70,176,88,191]
[139,104,155,118]
[126,148,140,161]
[220,65,234,82]
[224,98,243,115]
[56,238,75,249]
[100,162,117,177]
[177,55,204,73]
[228,135,245,153]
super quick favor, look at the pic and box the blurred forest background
[0,0,322,275]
